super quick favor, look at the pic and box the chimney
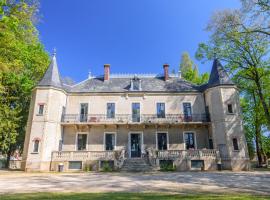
[163,64,169,81]
[104,64,110,81]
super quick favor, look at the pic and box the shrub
[159,160,176,172]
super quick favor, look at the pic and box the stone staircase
[120,158,153,172]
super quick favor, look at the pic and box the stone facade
[22,53,250,172]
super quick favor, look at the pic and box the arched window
[33,140,40,153]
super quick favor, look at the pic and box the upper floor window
[107,103,115,119]
[105,133,116,150]
[130,76,142,91]
[232,138,239,151]
[80,103,88,122]
[227,104,234,114]
[183,102,192,121]
[157,103,165,118]
[132,103,140,122]
[77,134,87,151]
[33,140,40,153]
[38,104,44,115]
[184,132,196,150]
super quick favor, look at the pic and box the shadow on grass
[1,193,270,200]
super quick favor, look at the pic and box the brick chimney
[104,64,110,81]
[163,64,169,81]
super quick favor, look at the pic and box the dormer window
[130,75,142,91]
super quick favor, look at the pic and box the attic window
[130,76,142,91]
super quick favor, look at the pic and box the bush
[159,160,176,172]
[100,161,113,172]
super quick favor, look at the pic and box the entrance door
[130,134,141,158]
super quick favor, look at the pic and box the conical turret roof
[38,50,62,88]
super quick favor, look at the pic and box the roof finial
[52,48,57,57]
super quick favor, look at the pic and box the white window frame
[156,131,169,150]
[103,132,117,151]
[32,139,40,154]
[183,131,197,150]
[182,101,193,115]
[106,102,116,119]
[131,102,142,123]
[37,103,45,116]
[156,102,166,118]
[75,132,88,151]
[227,103,235,115]
[128,132,144,158]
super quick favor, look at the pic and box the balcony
[61,114,210,125]
[52,151,116,161]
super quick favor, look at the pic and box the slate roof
[63,76,201,93]
[207,59,234,88]
[38,53,234,93]
[38,52,62,88]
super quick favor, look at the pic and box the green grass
[0,193,269,200]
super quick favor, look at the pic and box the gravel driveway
[0,171,269,195]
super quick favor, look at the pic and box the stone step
[120,158,153,172]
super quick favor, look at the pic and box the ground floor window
[105,133,116,150]
[77,134,87,151]
[191,160,204,169]
[69,161,82,170]
[184,132,195,150]
[157,133,168,150]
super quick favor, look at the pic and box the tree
[196,9,270,129]
[179,52,209,85]
[0,0,49,165]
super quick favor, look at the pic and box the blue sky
[38,0,240,82]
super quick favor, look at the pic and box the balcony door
[80,103,88,122]
[132,103,140,122]
[130,133,142,158]
[183,102,192,121]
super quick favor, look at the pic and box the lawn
[0,193,269,200]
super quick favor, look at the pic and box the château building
[22,52,249,172]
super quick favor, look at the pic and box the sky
[38,0,240,82]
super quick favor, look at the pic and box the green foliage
[101,161,113,172]
[179,52,209,85]
[159,160,176,172]
[0,0,49,157]
[196,2,270,162]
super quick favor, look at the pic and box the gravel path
[0,171,269,195]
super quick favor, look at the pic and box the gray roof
[38,54,234,93]
[207,59,234,88]
[38,53,62,88]
[63,76,202,93]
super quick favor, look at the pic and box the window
[191,160,204,169]
[209,139,214,149]
[33,140,39,153]
[227,104,233,114]
[130,76,141,91]
[69,161,82,170]
[105,133,116,150]
[77,134,87,150]
[183,102,192,121]
[80,103,88,122]
[232,138,239,151]
[107,103,115,119]
[184,132,195,150]
[38,104,44,115]
[157,133,168,150]
[132,103,140,122]
[157,103,165,118]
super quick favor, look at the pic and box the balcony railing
[52,151,116,161]
[156,149,219,159]
[61,114,209,124]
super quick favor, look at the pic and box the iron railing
[61,114,209,124]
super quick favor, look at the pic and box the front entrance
[130,133,141,158]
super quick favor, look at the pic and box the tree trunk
[252,92,264,167]
[254,73,270,128]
